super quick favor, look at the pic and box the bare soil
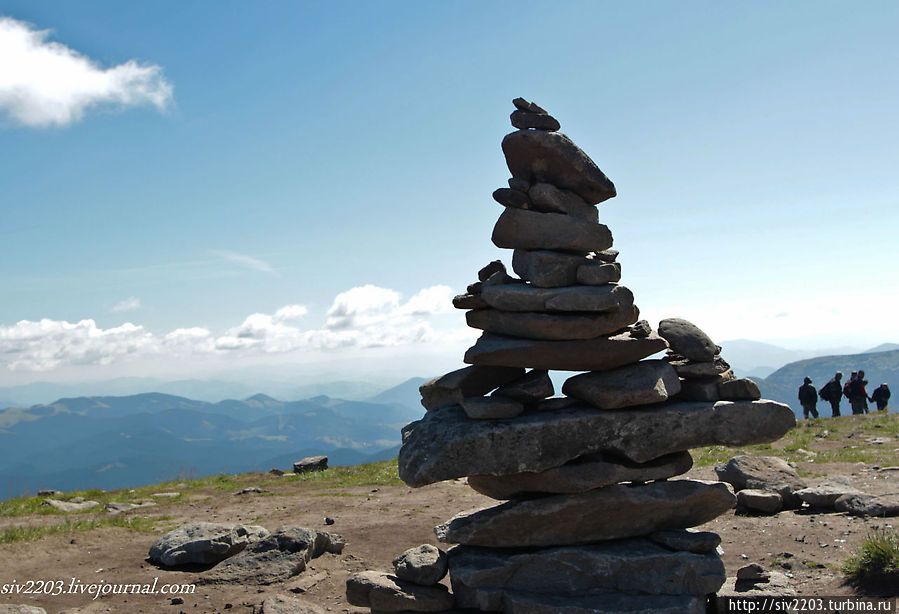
[0,461,896,613]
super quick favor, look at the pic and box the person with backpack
[848,370,870,415]
[798,376,819,419]
[819,371,843,417]
[871,383,890,412]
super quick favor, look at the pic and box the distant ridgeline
[0,392,422,500]
[754,348,899,416]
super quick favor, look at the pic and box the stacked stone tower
[348,99,796,614]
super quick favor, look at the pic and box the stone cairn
[347,98,797,614]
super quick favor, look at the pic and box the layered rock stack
[348,98,797,614]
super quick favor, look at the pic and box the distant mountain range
[0,392,423,500]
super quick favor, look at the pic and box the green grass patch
[843,528,899,594]
[284,459,402,488]
[0,515,170,545]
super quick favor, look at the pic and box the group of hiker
[797,371,891,419]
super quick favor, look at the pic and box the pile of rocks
[345,98,798,614]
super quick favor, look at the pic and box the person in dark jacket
[871,383,890,412]
[849,370,871,415]
[819,371,843,417]
[798,376,818,419]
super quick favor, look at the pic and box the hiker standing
[798,376,819,419]
[848,370,870,415]
[819,371,843,417]
[871,383,891,412]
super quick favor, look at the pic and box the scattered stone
[658,318,718,361]
[345,571,454,611]
[105,501,156,514]
[399,400,796,487]
[834,493,899,517]
[449,539,724,611]
[527,182,598,221]
[466,306,639,341]
[293,456,328,474]
[467,451,693,499]
[736,489,784,514]
[269,468,285,476]
[502,129,617,204]
[148,522,269,567]
[736,563,769,582]
[259,594,325,614]
[491,187,530,209]
[198,527,345,585]
[629,319,652,337]
[435,480,736,547]
[460,396,524,420]
[715,455,808,509]
[37,489,63,497]
[235,487,265,495]
[150,492,180,498]
[323,517,335,526]
[716,571,797,603]
[69,497,85,503]
[170,597,184,605]
[0,606,48,614]
[392,544,448,586]
[464,330,667,371]
[43,499,99,513]
[480,282,634,313]
[719,378,761,401]
[419,365,525,411]
[287,570,329,594]
[477,260,506,282]
[648,529,721,554]
[511,109,561,131]
[511,249,587,288]
[562,360,681,410]
[492,207,613,253]
[492,369,553,403]
[576,261,622,285]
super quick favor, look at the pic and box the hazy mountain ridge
[0,392,422,500]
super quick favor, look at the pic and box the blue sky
[1,2,898,386]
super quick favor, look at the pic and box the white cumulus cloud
[0,17,173,128]
[110,297,141,313]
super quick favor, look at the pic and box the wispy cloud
[0,17,173,128]
[110,297,141,313]
[211,250,276,274]
[0,284,473,372]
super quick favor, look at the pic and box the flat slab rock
[715,455,807,509]
[795,478,864,508]
[448,539,724,611]
[259,594,326,614]
[562,360,681,410]
[148,522,270,567]
[464,330,666,372]
[467,306,639,341]
[834,493,899,516]
[467,451,693,500]
[43,499,99,513]
[345,570,454,611]
[502,129,617,205]
[398,400,795,487]
[198,527,344,585]
[492,207,613,253]
[420,365,525,411]
[648,529,721,554]
[435,480,736,547]
[480,282,633,313]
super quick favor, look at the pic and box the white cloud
[110,297,141,313]
[0,285,465,372]
[0,17,173,128]
[211,250,276,274]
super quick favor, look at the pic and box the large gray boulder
[834,493,899,517]
[481,282,633,313]
[502,129,617,204]
[148,522,270,567]
[463,330,667,371]
[658,318,718,361]
[293,456,328,473]
[528,182,598,221]
[393,544,448,586]
[467,451,692,499]
[466,306,639,341]
[198,527,345,584]
[492,208,613,253]
[448,539,725,610]
[715,455,807,509]
[345,570,454,611]
[435,480,735,548]
[399,400,795,487]
[562,360,681,410]
[419,365,525,410]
